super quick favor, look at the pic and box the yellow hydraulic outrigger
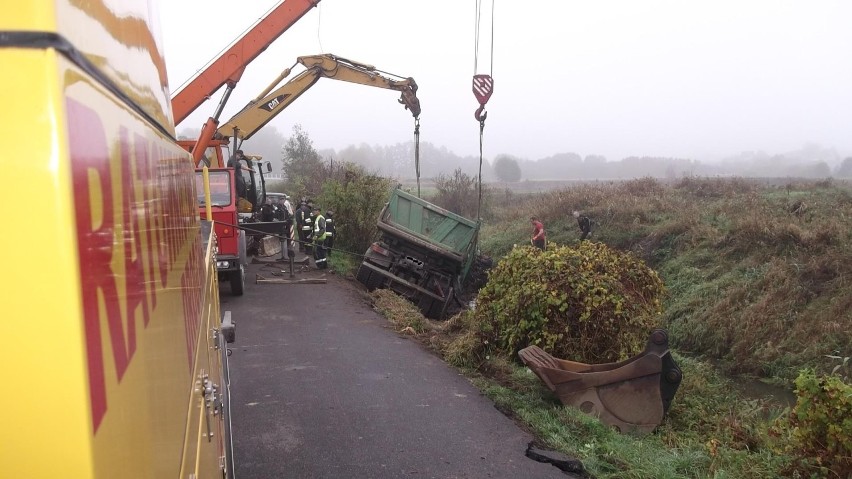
[217,53,421,142]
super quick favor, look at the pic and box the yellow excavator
[208,53,421,266]
[217,53,421,142]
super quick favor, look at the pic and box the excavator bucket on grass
[518,329,682,435]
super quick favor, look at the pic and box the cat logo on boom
[261,94,291,112]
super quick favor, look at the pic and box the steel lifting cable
[214,220,369,260]
[368,67,421,197]
[473,0,495,220]
[316,1,324,53]
[174,1,281,94]
[473,0,495,75]
[414,118,421,198]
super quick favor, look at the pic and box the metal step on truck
[357,188,480,319]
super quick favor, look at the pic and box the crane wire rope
[173,0,282,95]
[316,1,324,53]
[214,219,368,260]
[473,0,495,221]
[368,67,421,197]
[473,0,495,76]
[415,118,421,198]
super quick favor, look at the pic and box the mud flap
[238,230,247,265]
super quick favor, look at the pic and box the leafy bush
[783,369,852,477]
[452,241,665,365]
[319,163,393,257]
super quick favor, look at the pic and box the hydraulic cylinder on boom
[170,0,321,166]
[216,53,421,143]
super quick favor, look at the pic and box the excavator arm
[171,0,320,126]
[217,54,421,141]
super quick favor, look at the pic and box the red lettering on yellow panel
[69,98,205,432]
[134,134,158,313]
[166,171,179,266]
[119,128,144,351]
[181,229,204,371]
[68,98,124,432]
[151,147,169,289]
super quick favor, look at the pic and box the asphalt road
[220,259,569,479]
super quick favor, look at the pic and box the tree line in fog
[180,126,852,181]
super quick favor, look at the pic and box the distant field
[401,176,852,195]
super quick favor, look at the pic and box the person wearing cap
[312,206,328,269]
[324,209,335,256]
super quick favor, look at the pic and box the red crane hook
[472,74,494,122]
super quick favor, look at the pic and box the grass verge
[365,290,794,478]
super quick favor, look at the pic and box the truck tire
[230,264,245,296]
[417,296,445,320]
[366,270,385,291]
[356,264,371,287]
[356,265,385,291]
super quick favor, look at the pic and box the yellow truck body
[0,1,233,477]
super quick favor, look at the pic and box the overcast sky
[159,0,852,163]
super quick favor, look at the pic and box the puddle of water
[733,377,797,408]
[682,354,798,408]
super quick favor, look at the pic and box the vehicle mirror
[266,162,272,172]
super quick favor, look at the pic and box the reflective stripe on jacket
[313,214,327,242]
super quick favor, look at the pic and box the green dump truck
[356,188,480,319]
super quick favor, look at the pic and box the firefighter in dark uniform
[324,210,335,257]
[304,199,315,255]
[312,206,328,269]
[295,199,311,253]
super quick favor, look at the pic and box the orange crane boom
[171,0,320,126]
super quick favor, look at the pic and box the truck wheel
[356,264,371,287]
[366,270,385,291]
[230,264,245,296]
[418,296,445,320]
[356,265,384,291]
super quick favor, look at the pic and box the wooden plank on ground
[255,274,327,284]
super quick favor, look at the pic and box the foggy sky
[159,0,852,164]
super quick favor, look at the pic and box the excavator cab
[230,154,271,215]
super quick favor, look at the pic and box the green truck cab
[357,188,480,319]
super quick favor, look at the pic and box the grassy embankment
[479,177,851,382]
[369,177,852,478]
